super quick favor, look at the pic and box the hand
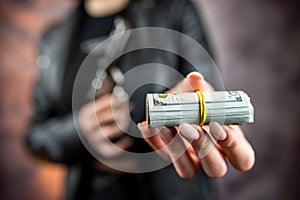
[78,93,133,158]
[138,72,255,178]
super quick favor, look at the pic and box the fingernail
[137,123,145,131]
[137,121,147,127]
[187,72,204,80]
[137,122,148,134]
[209,122,227,141]
[179,123,200,141]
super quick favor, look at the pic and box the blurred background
[0,0,299,199]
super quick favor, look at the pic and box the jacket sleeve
[24,79,87,164]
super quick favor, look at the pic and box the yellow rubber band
[196,91,206,126]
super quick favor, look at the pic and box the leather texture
[25,0,214,199]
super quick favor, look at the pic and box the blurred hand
[138,72,255,178]
[78,93,133,158]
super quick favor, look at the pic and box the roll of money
[146,91,254,127]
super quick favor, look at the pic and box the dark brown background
[0,1,75,199]
[0,0,299,199]
[196,0,300,199]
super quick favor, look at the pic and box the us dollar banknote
[146,91,254,127]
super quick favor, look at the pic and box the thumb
[168,72,211,94]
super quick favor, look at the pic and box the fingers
[167,72,213,94]
[80,92,130,131]
[97,103,130,127]
[94,94,127,113]
[93,136,133,158]
[114,136,133,152]
[78,92,133,159]
[138,122,173,160]
[179,123,227,178]
[137,122,200,177]
[138,122,165,150]
[209,122,255,171]
[98,123,126,140]
[160,126,200,178]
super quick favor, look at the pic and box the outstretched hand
[138,72,255,178]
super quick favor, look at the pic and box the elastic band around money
[196,91,206,126]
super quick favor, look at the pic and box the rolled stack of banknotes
[146,91,254,127]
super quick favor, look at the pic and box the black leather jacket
[25,0,215,199]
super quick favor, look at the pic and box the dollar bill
[146,91,254,127]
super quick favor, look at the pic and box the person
[138,72,255,179]
[24,0,255,199]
